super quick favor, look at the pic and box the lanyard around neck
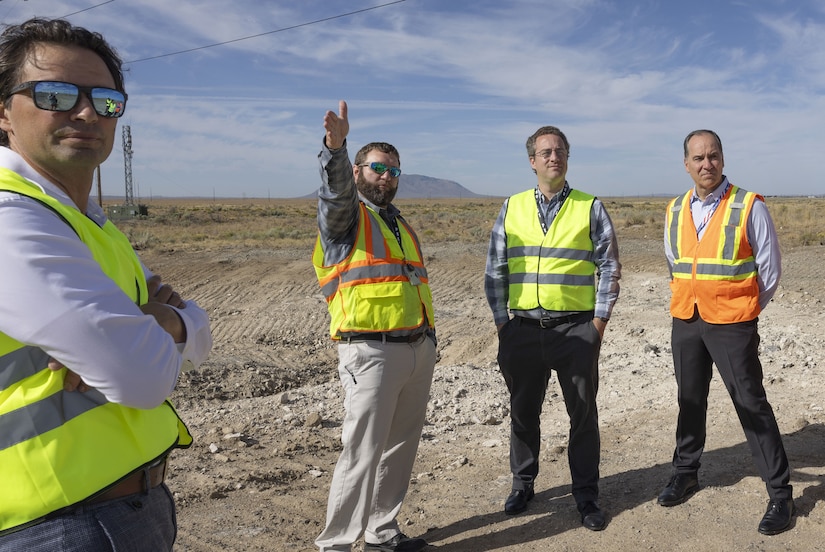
[535,185,570,234]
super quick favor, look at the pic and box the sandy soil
[140,233,825,552]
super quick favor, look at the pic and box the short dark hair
[526,126,570,158]
[683,129,723,159]
[0,18,125,146]
[354,142,400,166]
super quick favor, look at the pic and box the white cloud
[2,0,824,198]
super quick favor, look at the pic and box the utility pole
[122,125,134,206]
[96,165,102,206]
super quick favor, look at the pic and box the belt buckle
[539,317,553,329]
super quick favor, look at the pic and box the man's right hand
[324,100,349,150]
[141,302,186,343]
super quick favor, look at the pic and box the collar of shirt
[537,181,569,205]
[359,194,401,221]
[536,181,570,222]
[690,175,729,206]
[0,146,108,227]
[689,176,731,237]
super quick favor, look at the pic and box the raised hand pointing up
[323,99,349,150]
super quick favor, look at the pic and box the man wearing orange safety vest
[313,100,436,552]
[657,129,793,536]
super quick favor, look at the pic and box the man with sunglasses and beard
[313,100,436,552]
[0,19,212,551]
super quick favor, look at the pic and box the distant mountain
[302,174,486,199]
[395,174,484,199]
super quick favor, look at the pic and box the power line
[0,0,114,23]
[126,0,406,64]
[62,0,115,18]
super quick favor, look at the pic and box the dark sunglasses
[358,162,401,178]
[6,80,127,118]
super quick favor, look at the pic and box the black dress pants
[670,314,792,500]
[497,315,601,504]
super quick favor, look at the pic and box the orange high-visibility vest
[666,184,761,323]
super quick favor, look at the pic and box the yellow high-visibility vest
[504,188,596,312]
[0,168,191,535]
[313,202,434,338]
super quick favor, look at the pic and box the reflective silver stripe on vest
[671,261,692,276]
[0,344,109,451]
[320,278,339,299]
[319,258,429,300]
[694,260,756,277]
[0,387,107,452]
[509,272,595,286]
[0,346,50,391]
[668,193,688,260]
[365,209,388,259]
[318,207,428,300]
[672,259,755,278]
[340,263,428,284]
[722,187,748,261]
[508,246,592,261]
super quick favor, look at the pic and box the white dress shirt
[0,147,211,409]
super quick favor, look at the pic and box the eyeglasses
[6,80,127,118]
[533,148,568,160]
[358,162,401,178]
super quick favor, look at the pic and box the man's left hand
[146,274,185,308]
[593,318,607,340]
[48,359,89,392]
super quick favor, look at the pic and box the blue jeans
[0,484,177,552]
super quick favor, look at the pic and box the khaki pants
[316,336,436,552]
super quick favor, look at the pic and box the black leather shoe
[657,473,699,506]
[504,487,535,515]
[578,501,606,531]
[758,498,794,535]
[364,533,428,552]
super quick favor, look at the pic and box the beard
[356,171,397,208]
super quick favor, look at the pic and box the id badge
[406,264,422,286]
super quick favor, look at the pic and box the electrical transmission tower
[122,125,134,206]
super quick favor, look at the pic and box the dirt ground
[141,230,825,552]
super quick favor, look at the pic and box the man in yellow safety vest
[0,18,212,550]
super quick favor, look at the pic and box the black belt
[516,313,589,329]
[345,332,426,343]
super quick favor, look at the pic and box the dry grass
[114,196,825,251]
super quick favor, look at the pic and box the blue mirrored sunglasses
[6,80,127,118]
[359,162,401,178]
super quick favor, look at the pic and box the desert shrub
[121,196,824,251]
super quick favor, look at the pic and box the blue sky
[3,0,824,198]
